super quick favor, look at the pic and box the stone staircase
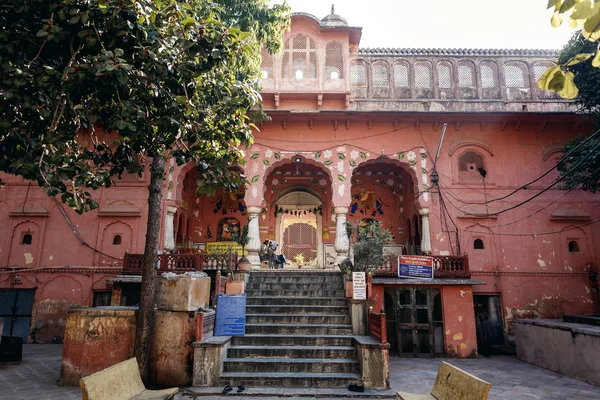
[219,271,362,388]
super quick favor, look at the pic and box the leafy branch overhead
[540,0,600,98]
[0,0,290,212]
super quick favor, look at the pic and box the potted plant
[233,224,251,271]
[342,220,393,297]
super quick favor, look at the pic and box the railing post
[367,271,373,299]
[123,252,129,271]
[380,309,387,344]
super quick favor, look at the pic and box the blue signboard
[214,294,246,336]
[398,256,434,279]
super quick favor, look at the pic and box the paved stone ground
[1,345,599,399]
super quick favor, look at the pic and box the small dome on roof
[321,5,348,27]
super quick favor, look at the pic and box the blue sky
[271,0,575,50]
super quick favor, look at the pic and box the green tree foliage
[0,0,289,380]
[539,0,600,98]
[552,33,600,192]
[344,221,393,272]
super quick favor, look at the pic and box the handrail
[371,254,470,278]
[368,306,387,344]
[122,250,237,274]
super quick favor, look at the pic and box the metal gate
[0,289,35,341]
[395,288,444,357]
[282,222,317,265]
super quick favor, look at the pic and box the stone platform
[2,345,600,399]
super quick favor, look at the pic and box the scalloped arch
[448,137,494,156]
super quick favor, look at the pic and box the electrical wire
[450,127,600,206]
[253,123,414,144]
[52,198,123,261]
[439,138,600,218]
[436,188,600,236]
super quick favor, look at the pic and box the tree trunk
[134,154,165,385]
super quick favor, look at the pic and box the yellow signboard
[206,241,247,257]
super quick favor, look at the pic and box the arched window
[480,61,500,99]
[113,235,122,245]
[533,61,557,99]
[351,60,368,88]
[281,34,317,80]
[568,240,579,253]
[325,42,344,80]
[458,61,476,88]
[372,61,390,88]
[504,61,530,100]
[437,61,453,89]
[393,61,409,88]
[474,238,484,249]
[261,47,273,79]
[22,233,32,245]
[458,151,486,184]
[414,61,433,99]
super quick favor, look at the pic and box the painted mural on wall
[212,190,246,215]
[349,188,388,216]
[218,218,240,241]
[245,144,431,207]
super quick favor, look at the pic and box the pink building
[1,10,598,357]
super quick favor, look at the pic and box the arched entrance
[276,190,323,267]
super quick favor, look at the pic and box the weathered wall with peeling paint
[441,286,478,357]
[0,269,120,343]
[60,307,137,386]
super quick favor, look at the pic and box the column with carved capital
[419,208,432,255]
[246,206,262,269]
[164,206,177,252]
[334,206,350,266]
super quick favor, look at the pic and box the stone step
[246,283,344,290]
[219,372,362,388]
[247,289,346,297]
[231,334,354,347]
[246,313,350,324]
[248,276,345,284]
[246,305,348,315]
[227,345,356,359]
[246,297,348,306]
[223,358,360,374]
[245,323,353,335]
[186,387,396,399]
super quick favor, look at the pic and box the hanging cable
[52,197,123,261]
[442,138,600,218]
[449,127,600,206]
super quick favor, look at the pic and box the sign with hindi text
[398,255,434,279]
[352,272,367,300]
[206,241,246,257]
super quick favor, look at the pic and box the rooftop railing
[122,251,237,274]
[371,254,470,278]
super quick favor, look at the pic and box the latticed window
[437,61,453,89]
[351,60,368,87]
[281,34,317,80]
[261,48,273,79]
[393,62,409,87]
[480,62,497,89]
[414,61,432,89]
[325,42,344,80]
[458,61,476,88]
[533,61,555,82]
[372,61,390,88]
[504,62,529,88]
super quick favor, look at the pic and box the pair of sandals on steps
[222,385,246,394]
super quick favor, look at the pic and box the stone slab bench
[397,361,490,400]
[80,358,178,400]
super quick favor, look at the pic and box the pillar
[334,206,350,266]
[419,207,431,255]
[164,206,177,252]
[246,206,262,269]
